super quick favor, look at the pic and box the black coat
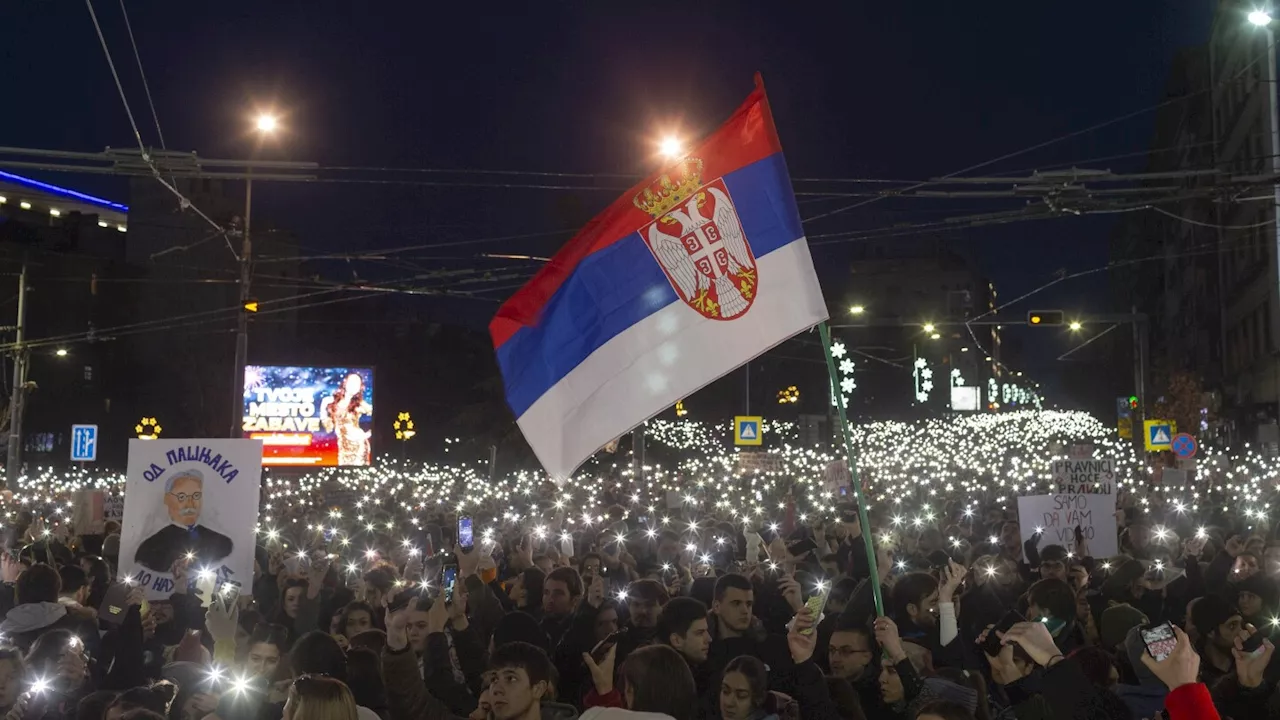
[134,524,233,572]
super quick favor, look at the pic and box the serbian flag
[490,77,827,479]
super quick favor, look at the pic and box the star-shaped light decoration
[839,358,855,375]
[830,342,847,359]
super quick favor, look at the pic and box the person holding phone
[1026,578,1087,655]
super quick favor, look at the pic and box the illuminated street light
[1250,9,1272,26]
[930,333,941,340]
[55,348,67,357]
[255,114,279,134]
[658,136,683,158]
[922,323,936,333]
[1068,321,1082,331]
[850,305,866,315]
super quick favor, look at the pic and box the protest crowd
[0,410,1268,720]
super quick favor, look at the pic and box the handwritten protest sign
[1018,458,1118,559]
[119,439,262,600]
[1050,458,1115,493]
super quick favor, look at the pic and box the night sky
[3,1,1215,395]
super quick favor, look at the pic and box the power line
[1149,206,1277,230]
[83,0,232,251]
[116,0,166,152]
[800,33,1280,226]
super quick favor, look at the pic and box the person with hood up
[1234,572,1279,632]
[0,564,98,654]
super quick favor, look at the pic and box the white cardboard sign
[119,439,262,600]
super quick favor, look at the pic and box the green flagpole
[818,321,885,617]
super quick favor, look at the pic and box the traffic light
[1128,395,1139,410]
[1027,310,1064,326]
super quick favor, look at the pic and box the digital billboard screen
[243,365,374,466]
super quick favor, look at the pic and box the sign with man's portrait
[119,438,263,599]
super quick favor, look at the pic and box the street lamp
[850,305,866,315]
[230,110,282,438]
[255,114,279,133]
[1069,321,1083,331]
[1250,9,1272,26]
[54,348,67,357]
[658,136,683,159]
[922,323,936,333]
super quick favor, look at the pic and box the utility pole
[230,167,253,438]
[632,424,646,483]
[6,262,28,489]
[1131,307,1148,455]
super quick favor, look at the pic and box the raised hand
[449,583,470,631]
[778,575,804,612]
[306,555,330,598]
[787,608,817,664]
[1232,626,1275,689]
[938,560,966,603]
[384,597,410,651]
[456,543,480,578]
[873,616,906,664]
[169,557,190,595]
[1140,625,1200,691]
[585,574,605,609]
[1000,621,1061,667]
[427,594,450,634]
[1226,535,1245,557]
[581,644,617,695]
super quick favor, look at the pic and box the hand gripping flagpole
[818,321,885,617]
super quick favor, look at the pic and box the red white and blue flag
[490,78,827,479]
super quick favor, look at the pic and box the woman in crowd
[284,675,360,720]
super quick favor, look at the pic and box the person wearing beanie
[492,611,551,654]
[1235,573,1279,630]
[1115,625,1170,718]
[1189,594,1243,687]
[1100,604,1148,652]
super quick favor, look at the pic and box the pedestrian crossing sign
[1143,419,1176,452]
[734,416,763,446]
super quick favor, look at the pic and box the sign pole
[818,321,884,616]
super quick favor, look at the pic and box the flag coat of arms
[490,77,828,479]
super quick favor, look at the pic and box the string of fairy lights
[0,411,1276,557]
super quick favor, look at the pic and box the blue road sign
[71,424,98,462]
[1171,433,1198,459]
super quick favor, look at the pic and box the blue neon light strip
[0,170,128,212]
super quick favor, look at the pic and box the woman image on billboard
[320,372,372,465]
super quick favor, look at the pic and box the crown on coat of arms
[633,158,704,218]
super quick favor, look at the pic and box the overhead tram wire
[83,0,234,255]
[1,270,518,354]
[800,32,1280,226]
[116,0,166,152]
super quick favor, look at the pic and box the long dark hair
[620,645,697,720]
[327,373,364,424]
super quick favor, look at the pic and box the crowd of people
[0,481,1268,720]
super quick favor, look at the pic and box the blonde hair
[288,676,359,720]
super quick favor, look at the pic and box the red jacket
[1165,683,1218,720]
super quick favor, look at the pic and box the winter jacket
[0,601,99,654]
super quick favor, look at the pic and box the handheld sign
[119,439,263,601]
